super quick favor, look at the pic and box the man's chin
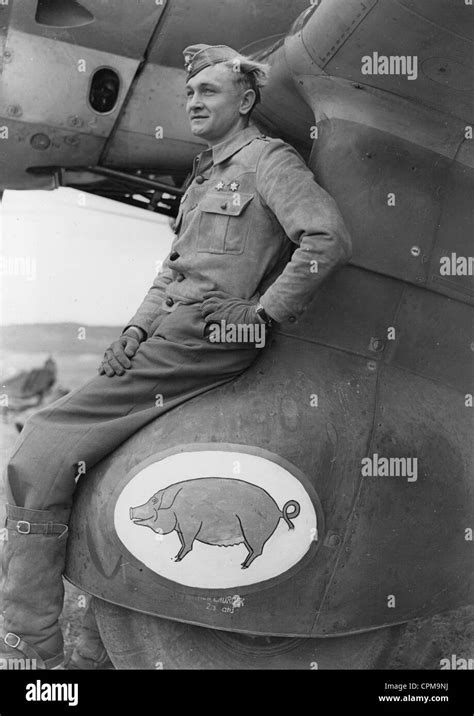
[190,119,210,136]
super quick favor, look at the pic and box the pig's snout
[130,504,154,523]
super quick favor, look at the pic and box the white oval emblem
[114,449,318,588]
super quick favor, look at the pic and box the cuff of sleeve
[122,323,148,340]
[259,295,300,325]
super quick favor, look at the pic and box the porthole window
[89,68,120,114]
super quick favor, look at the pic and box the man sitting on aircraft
[1,44,351,669]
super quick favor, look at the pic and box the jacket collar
[209,124,262,166]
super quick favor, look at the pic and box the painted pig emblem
[130,477,301,568]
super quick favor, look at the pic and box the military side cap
[183,44,242,80]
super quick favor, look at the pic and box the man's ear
[239,88,256,116]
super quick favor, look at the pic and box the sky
[0,187,174,326]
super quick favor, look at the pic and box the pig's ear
[153,489,166,510]
[156,484,182,510]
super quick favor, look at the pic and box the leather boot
[66,599,114,670]
[0,505,69,670]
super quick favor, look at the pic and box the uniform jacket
[127,124,351,335]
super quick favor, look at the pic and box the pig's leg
[241,542,264,569]
[174,521,202,562]
[241,541,265,569]
[241,539,255,569]
[239,519,278,569]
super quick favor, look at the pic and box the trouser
[5,304,262,511]
[66,599,113,669]
[1,304,262,664]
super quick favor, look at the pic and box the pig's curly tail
[282,500,301,529]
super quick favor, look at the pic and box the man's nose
[188,94,203,112]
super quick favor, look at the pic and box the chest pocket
[197,192,254,254]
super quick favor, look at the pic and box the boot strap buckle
[16,520,31,534]
[4,632,21,648]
